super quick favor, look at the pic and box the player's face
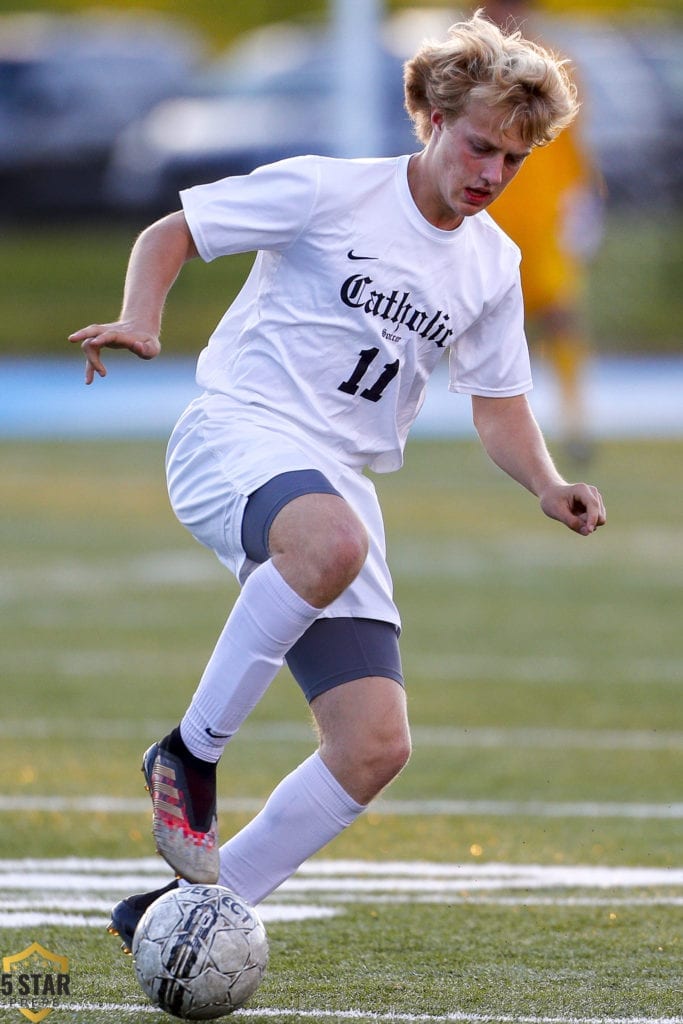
[409,98,531,230]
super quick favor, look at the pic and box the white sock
[217,751,365,906]
[180,560,319,762]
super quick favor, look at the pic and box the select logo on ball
[132,884,269,1020]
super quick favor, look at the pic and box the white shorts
[165,392,400,629]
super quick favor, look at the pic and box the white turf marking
[405,651,683,686]
[3,793,683,820]
[234,1014,683,1024]
[6,857,683,887]
[2,913,111,928]
[0,905,337,928]
[4,717,683,752]
[4,895,683,928]
[5,861,683,1024]
[4,644,683,685]
[4,859,683,928]
[37,1004,683,1024]
[6,860,683,1024]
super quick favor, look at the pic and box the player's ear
[430,109,445,134]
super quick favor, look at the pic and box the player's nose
[480,154,505,185]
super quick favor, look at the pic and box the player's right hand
[68,322,161,385]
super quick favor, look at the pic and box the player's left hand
[539,482,606,536]
[68,321,161,385]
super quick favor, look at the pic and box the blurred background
[0,0,681,446]
[3,9,683,996]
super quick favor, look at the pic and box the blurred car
[0,11,202,214]
[630,29,683,206]
[544,16,681,207]
[105,20,416,214]
[105,11,683,216]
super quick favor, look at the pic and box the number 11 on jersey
[338,348,400,403]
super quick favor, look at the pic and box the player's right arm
[69,211,199,384]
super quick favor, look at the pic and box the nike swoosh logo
[347,249,378,261]
[205,727,231,739]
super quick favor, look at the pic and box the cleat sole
[107,920,131,954]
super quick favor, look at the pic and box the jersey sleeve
[448,275,533,398]
[180,156,320,262]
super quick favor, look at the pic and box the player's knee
[324,519,369,584]
[377,733,412,789]
[302,519,369,607]
[352,729,412,803]
[270,495,369,607]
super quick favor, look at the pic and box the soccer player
[69,10,606,950]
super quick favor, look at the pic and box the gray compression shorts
[241,469,404,702]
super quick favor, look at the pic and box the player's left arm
[471,394,606,536]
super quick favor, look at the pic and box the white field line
[4,648,683,684]
[4,857,683,931]
[4,859,683,924]
[5,514,683,596]
[3,718,683,751]
[4,858,683,1022]
[307,894,683,907]
[242,1012,683,1024]
[4,857,683,886]
[4,893,683,928]
[27,1004,683,1024]
[3,793,683,819]
[0,906,337,928]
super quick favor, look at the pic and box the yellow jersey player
[485,0,604,462]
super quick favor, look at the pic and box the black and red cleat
[142,740,219,884]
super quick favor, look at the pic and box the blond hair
[404,9,579,148]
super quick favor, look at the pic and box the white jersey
[180,154,531,474]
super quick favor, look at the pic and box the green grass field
[2,436,683,1023]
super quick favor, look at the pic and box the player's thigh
[312,675,410,748]
[166,397,347,580]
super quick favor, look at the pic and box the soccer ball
[132,884,269,1020]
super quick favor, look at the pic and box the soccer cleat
[107,879,180,955]
[142,741,220,884]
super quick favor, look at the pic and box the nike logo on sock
[347,249,378,260]
[205,727,231,739]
